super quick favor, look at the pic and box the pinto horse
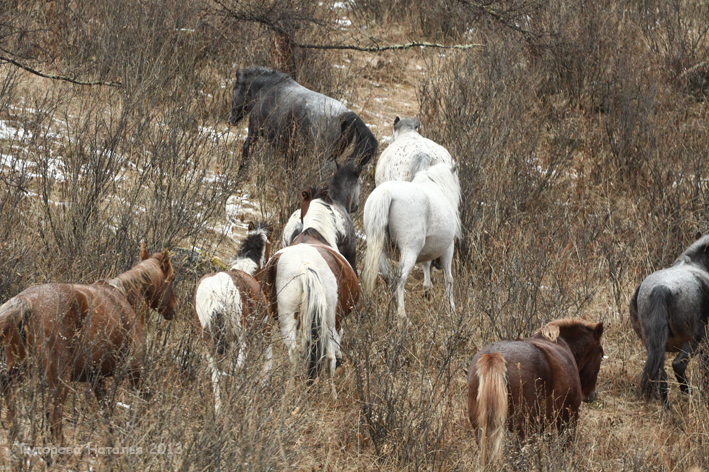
[229,66,378,179]
[262,193,360,398]
[467,318,604,464]
[282,161,361,274]
[0,245,177,444]
[629,233,709,406]
[374,116,453,186]
[193,221,273,413]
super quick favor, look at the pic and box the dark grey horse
[629,234,709,406]
[229,66,378,179]
[282,160,360,275]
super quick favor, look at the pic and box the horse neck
[302,200,338,249]
[394,129,419,142]
[247,72,290,102]
[109,261,159,313]
[231,257,259,276]
[327,189,349,213]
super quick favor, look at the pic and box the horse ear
[593,322,604,340]
[160,248,173,274]
[394,116,400,125]
[248,221,255,232]
[140,242,149,261]
[696,231,703,241]
[414,118,421,131]
[302,189,312,202]
[320,188,329,199]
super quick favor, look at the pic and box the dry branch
[0,55,123,87]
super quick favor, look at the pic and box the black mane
[237,221,271,263]
[238,66,292,91]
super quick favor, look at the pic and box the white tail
[298,266,329,379]
[362,188,393,295]
[476,353,508,465]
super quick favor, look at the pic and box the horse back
[9,283,137,379]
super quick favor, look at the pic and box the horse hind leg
[672,341,699,395]
[206,352,223,414]
[46,371,70,445]
[441,243,456,313]
[2,368,19,440]
[396,250,419,319]
[421,261,433,300]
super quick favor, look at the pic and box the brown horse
[0,244,177,444]
[194,221,273,412]
[262,189,360,398]
[467,318,604,464]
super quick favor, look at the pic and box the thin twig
[0,55,123,87]
[291,40,484,52]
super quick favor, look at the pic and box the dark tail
[341,112,378,171]
[640,285,671,403]
[476,353,508,465]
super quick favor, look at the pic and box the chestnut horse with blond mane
[0,244,177,444]
[467,318,604,465]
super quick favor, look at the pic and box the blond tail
[476,352,508,465]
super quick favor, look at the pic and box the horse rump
[0,296,30,350]
[475,352,508,465]
[640,285,671,403]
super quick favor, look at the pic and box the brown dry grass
[2,0,709,470]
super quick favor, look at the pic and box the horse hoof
[423,289,433,300]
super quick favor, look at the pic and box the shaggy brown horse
[467,318,604,464]
[0,245,177,444]
[262,189,360,398]
[194,221,273,412]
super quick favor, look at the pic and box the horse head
[229,70,249,125]
[300,186,331,222]
[392,116,421,141]
[140,245,177,320]
[247,220,274,269]
[678,233,709,272]
[540,318,604,402]
[329,160,362,214]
